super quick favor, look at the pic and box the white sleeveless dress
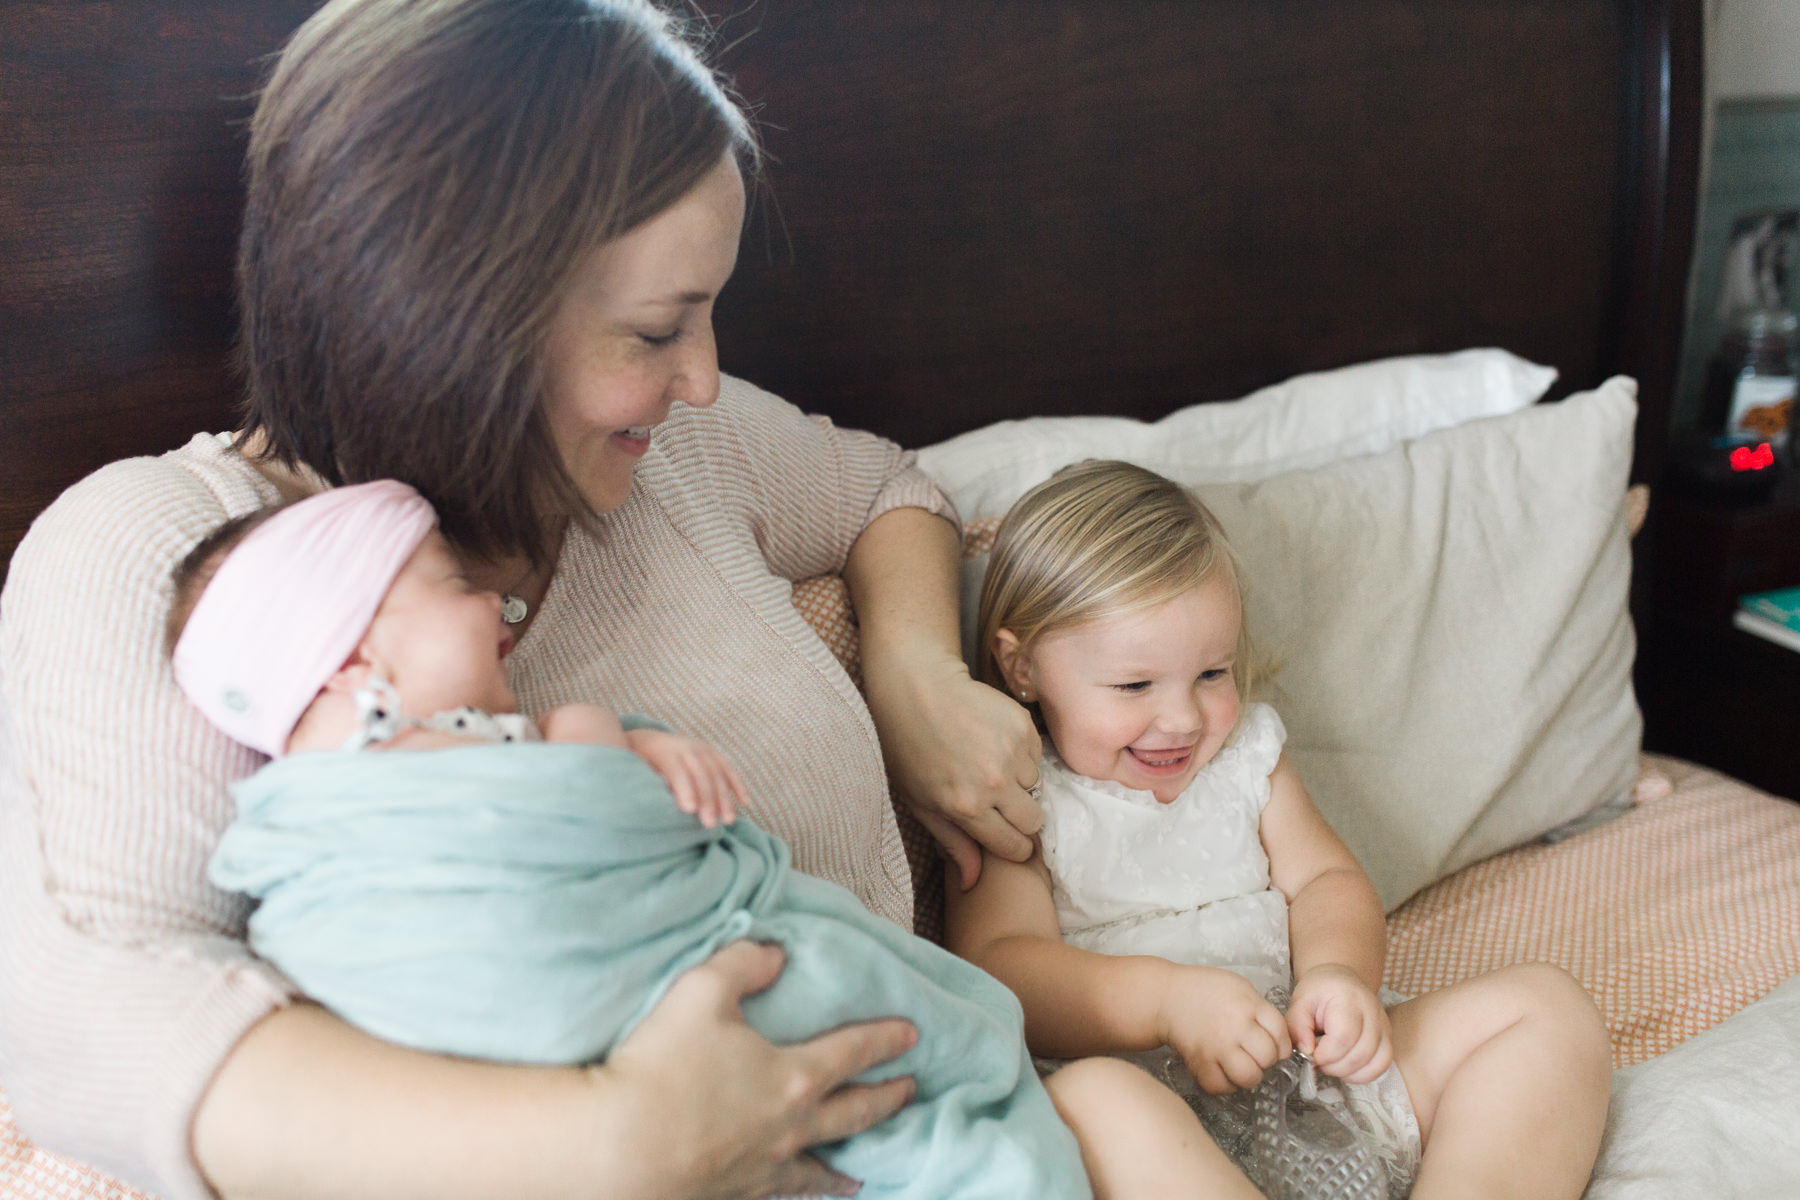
[1037,703,1421,1196]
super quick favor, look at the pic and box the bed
[4,1,1799,1196]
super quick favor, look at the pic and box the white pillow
[916,348,1557,526]
[938,377,1642,910]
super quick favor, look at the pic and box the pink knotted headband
[172,480,438,757]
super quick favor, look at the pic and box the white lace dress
[1037,703,1420,1196]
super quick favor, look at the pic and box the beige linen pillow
[1195,378,1641,908]
[949,377,1642,910]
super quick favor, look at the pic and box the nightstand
[1637,478,1800,799]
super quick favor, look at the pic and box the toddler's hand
[1156,964,1291,1094]
[1287,964,1392,1083]
[628,729,751,829]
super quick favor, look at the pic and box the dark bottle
[1701,307,1799,454]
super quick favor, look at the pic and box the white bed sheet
[1586,972,1800,1198]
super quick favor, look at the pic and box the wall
[1675,0,1800,432]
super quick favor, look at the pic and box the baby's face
[362,532,518,719]
[1024,573,1241,804]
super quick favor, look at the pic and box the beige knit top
[0,375,957,1200]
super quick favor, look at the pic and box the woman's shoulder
[658,374,903,464]
[660,374,799,441]
[5,433,279,620]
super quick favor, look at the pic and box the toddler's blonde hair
[976,460,1253,702]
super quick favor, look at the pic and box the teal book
[1734,585,1800,653]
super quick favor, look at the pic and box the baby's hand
[627,729,751,829]
[1287,964,1392,1084]
[1156,964,1292,1094]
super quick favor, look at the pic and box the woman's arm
[697,379,1043,888]
[844,508,1043,889]
[194,943,917,1200]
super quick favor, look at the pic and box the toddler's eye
[1199,668,1231,683]
[1112,681,1151,693]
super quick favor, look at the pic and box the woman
[0,1,1044,1197]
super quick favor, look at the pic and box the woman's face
[541,154,747,512]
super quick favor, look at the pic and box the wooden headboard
[0,0,1702,585]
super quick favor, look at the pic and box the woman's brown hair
[236,0,756,563]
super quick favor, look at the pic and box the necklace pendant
[501,593,529,625]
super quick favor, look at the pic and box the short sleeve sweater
[0,374,955,1200]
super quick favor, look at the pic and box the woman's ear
[992,628,1034,702]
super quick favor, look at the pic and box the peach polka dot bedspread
[1386,754,1800,1068]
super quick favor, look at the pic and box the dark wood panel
[0,0,1702,585]
[701,0,1663,449]
[0,1,319,581]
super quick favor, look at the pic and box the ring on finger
[1026,781,1042,800]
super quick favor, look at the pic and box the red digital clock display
[1729,442,1777,472]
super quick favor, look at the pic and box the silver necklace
[500,560,534,625]
[497,523,564,627]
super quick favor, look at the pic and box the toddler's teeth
[621,425,652,438]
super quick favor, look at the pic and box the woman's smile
[612,424,655,457]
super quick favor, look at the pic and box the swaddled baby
[169,480,1088,1200]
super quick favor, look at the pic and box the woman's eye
[637,328,685,348]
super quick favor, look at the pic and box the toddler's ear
[992,628,1032,700]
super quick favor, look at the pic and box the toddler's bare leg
[1390,963,1611,1200]
[1044,1057,1264,1200]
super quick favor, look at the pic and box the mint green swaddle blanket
[211,741,1088,1199]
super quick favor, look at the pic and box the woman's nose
[669,327,722,409]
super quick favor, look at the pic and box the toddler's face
[361,532,518,718]
[1022,573,1241,804]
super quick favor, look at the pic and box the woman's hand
[606,939,920,1199]
[1155,964,1291,1095]
[1286,964,1392,1084]
[627,728,751,828]
[868,654,1044,891]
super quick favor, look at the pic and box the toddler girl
[169,479,1089,1200]
[947,460,1611,1200]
